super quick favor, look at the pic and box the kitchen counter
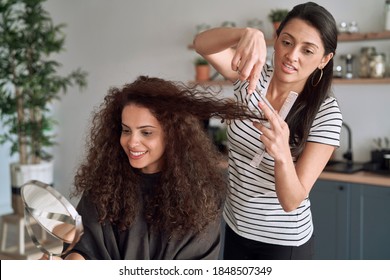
[319,171,390,187]
[219,159,390,187]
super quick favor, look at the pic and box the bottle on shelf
[385,0,390,31]
[344,54,355,79]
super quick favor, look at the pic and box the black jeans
[223,225,314,260]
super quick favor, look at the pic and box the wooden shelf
[320,171,390,188]
[337,30,390,42]
[188,31,390,49]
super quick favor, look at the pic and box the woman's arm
[52,223,76,243]
[254,101,336,212]
[193,27,267,94]
[275,141,334,211]
[64,252,86,260]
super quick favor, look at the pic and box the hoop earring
[311,68,323,87]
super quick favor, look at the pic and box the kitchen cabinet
[310,179,390,260]
[189,31,390,85]
[310,180,351,259]
[349,184,390,259]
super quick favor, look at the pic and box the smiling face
[273,18,333,90]
[120,104,165,174]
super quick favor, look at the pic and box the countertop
[219,159,390,187]
[319,171,390,187]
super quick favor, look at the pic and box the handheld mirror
[21,180,83,259]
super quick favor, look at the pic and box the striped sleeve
[307,97,343,147]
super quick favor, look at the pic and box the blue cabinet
[350,184,390,259]
[310,180,350,259]
[310,179,390,260]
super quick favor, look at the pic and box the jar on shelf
[369,53,387,78]
[347,21,359,33]
[359,47,376,78]
[338,21,348,33]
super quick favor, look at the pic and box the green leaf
[0,0,88,163]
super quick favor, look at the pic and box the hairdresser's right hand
[232,28,267,94]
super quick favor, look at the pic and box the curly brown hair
[73,76,256,236]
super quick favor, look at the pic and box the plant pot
[195,65,210,81]
[10,161,54,215]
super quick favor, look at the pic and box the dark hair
[73,76,256,235]
[276,2,338,156]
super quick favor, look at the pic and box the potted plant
[0,0,87,214]
[194,57,210,81]
[268,8,289,37]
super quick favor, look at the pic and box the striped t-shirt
[223,65,343,246]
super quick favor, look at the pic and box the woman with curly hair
[62,75,256,260]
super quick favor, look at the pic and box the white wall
[1,0,389,211]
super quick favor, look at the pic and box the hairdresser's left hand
[253,101,291,162]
